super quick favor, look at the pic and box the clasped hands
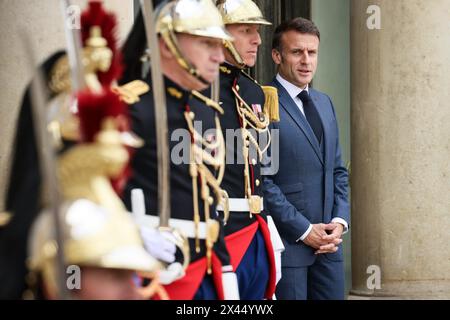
[303,223,344,254]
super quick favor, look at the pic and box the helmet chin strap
[187,69,210,86]
[160,30,210,86]
[223,39,246,69]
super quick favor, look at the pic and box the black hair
[272,17,320,52]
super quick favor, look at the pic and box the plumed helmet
[156,0,233,84]
[215,0,271,68]
[28,199,160,296]
[216,0,271,25]
[157,0,233,41]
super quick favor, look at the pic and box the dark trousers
[194,275,217,300]
[235,229,270,300]
[276,254,345,300]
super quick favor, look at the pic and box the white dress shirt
[276,73,309,116]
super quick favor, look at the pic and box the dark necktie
[298,90,323,144]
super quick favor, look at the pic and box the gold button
[251,158,257,165]
[255,179,260,186]
[189,111,195,120]
[236,85,240,91]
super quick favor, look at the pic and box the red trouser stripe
[225,218,277,299]
[225,221,259,269]
[161,252,224,300]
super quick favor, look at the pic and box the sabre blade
[140,0,171,228]
[20,31,70,300]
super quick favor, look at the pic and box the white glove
[140,226,176,264]
[275,251,282,285]
[266,215,285,284]
[159,262,185,285]
[222,266,240,300]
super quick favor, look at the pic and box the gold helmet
[27,199,160,297]
[216,0,271,68]
[27,89,160,298]
[156,0,233,84]
[216,0,271,25]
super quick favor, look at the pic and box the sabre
[137,1,190,274]
[140,0,171,227]
[211,74,220,104]
[20,32,70,300]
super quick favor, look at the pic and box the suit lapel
[272,79,324,165]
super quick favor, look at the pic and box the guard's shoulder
[191,90,224,115]
[167,86,183,100]
[219,65,232,75]
[261,85,280,122]
[112,80,150,105]
[240,70,261,87]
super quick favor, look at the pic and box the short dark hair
[272,17,320,52]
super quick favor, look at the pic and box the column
[350,0,450,298]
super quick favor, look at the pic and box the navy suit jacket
[263,78,350,267]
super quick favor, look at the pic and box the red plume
[80,1,123,86]
[76,88,127,142]
[77,1,133,194]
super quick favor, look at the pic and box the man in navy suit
[263,17,350,300]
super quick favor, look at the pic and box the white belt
[131,188,206,239]
[216,197,264,212]
[134,214,207,240]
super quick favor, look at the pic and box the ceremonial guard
[210,0,284,299]
[26,72,164,299]
[0,1,167,300]
[120,0,239,300]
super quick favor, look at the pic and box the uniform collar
[143,71,190,102]
[164,76,190,102]
[220,62,241,78]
